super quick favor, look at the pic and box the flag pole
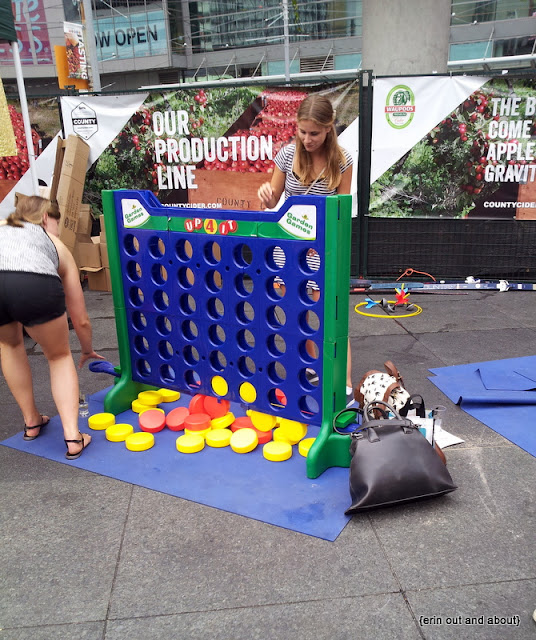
[11,39,39,194]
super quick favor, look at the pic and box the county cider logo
[71,102,98,140]
[385,85,415,129]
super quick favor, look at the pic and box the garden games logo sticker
[278,205,316,240]
[385,85,415,129]
[122,199,150,228]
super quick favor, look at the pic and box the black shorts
[0,272,66,327]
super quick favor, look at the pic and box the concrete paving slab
[367,446,536,591]
[416,328,536,367]
[105,593,423,640]
[107,488,399,620]
[406,578,536,639]
[0,622,105,640]
[0,448,131,628]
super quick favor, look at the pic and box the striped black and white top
[0,221,60,278]
[274,143,353,200]
[273,143,353,289]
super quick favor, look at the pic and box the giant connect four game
[101,189,353,477]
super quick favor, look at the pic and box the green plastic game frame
[100,190,352,478]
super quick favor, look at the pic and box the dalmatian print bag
[354,361,411,414]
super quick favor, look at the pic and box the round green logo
[385,85,415,129]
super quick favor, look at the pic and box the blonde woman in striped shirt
[258,94,354,406]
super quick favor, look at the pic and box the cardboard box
[50,135,90,251]
[84,267,111,291]
[99,214,106,242]
[77,242,102,269]
[77,204,93,236]
[99,241,109,268]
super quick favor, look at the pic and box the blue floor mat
[429,356,536,458]
[0,388,352,541]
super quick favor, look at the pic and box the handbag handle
[332,407,362,434]
[363,399,401,421]
[361,400,416,436]
[400,393,426,418]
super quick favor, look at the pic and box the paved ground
[1,287,536,640]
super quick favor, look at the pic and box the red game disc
[189,394,208,414]
[166,406,190,431]
[231,417,271,443]
[204,396,231,419]
[231,416,254,431]
[183,413,211,432]
[139,409,166,433]
[252,427,273,444]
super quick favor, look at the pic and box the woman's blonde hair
[6,196,60,228]
[294,94,346,191]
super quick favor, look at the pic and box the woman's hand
[257,182,275,209]
[79,350,106,370]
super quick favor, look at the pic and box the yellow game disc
[176,433,205,453]
[230,428,258,453]
[263,441,292,462]
[138,390,163,405]
[106,423,134,442]
[88,412,115,430]
[239,382,257,404]
[211,413,235,430]
[125,432,154,451]
[184,427,211,439]
[206,428,232,448]
[246,410,277,432]
[157,388,181,402]
[272,427,291,443]
[131,399,157,414]
[211,375,228,397]
[278,418,307,444]
[298,437,316,457]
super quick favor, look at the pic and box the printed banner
[0,0,51,65]
[64,22,88,80]
[0,97,62,215]
[0,79,16,157]
[62,83,359,215]
[370,76,536,220]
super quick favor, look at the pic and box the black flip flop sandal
[23,415,50,441]
[64,433,91,460]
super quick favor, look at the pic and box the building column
[362,0,451,75]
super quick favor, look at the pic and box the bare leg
[24,314,90,456]
[0,322,47,434]
[347,339,352,389]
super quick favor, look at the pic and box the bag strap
[303,166,326,194]
[354,369,382,407]
[332,407,362,434]
[384,360,404,387]
[382,380,402,404]
[363,399,401,421]
[401,393,426,418]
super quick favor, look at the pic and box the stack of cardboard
[53,135,111,291]
[80,214,111,291]
[49,134,90,255]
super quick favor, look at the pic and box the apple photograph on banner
[369,75,536,220]
[79,82,359,216]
